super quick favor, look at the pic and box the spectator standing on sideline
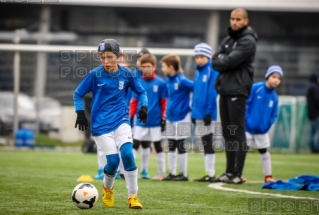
[306,73,319,153]
[130,48,151,129]
[161,54,194,181]
[191,43,219,182]
[211,8,258,184]
[246,65,283,183]
[130,54,168,180]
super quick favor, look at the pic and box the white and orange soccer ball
[71,183,99,209]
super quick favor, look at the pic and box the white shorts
[133,126,162,142]
[246,132,270,149]
[164,113,191,140]
[131,116,136,134]
[194,120,215,137]
[93,123,133,156]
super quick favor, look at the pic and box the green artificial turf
[0,150,318,215]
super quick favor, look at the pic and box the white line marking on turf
[244,181,264,183]
[208,183,319,200]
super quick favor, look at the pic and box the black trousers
[219,95,248,177]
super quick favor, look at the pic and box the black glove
[160,118,166,132]
[75,110,88,131]
[203,115,211,126]
[138,106,148,123]
[191,118,196,125]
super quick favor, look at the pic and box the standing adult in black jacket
[211,8,258,183]
[306,74,319,153]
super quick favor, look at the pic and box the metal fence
[0,43,316,151]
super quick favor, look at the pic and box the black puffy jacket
[212,26,258,97]
[306,74,319,120]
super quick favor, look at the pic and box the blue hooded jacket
[245,82,278,134]
[191,61,218,120]
[166,73,193,122]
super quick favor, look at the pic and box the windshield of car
[18,96,35,110]
[0,96,13,109]
[37,100,60,110]
[0,94,35,111]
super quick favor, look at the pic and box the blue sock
[120,142,137,171]
[104,154,120,175]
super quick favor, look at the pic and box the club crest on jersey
[174,83,179,90]
[153,85,158,92]
[119,81,124,90]
[99,43,105,51]
[269,100,273,107]
[202,75,207,82]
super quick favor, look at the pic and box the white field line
[208,182,319,200]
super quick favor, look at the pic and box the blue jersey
[126,68,142,126]
[127,68,143,105]
[73,65,148,136]
[245,82,278,134]
[166,73,193,122]
[133,75,167,127]
[191,61,218,120]
[126,88,132,106]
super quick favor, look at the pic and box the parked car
[33,97,61,133]
[0,92,36,135]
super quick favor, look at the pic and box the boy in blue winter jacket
[245,65,283,183]
[191,43,219,182]
[161,54,194,181]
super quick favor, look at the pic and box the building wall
[0,4,319,104]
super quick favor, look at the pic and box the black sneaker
[226,176,246,184]
[209,173,233,183]
[194,174,215,182]
[172,173,189,181]
[163,173,176,181]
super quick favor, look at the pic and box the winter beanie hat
[265,65,284,79]
[194,43,212,59]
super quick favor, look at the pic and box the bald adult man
[211,8,258,184]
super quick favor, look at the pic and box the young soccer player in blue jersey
[130,54,168,180]
[161,54,194,181]
[245,65,283,183]
[191,43,219,182]
[73,39,148,209]
[95,53,129,180]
